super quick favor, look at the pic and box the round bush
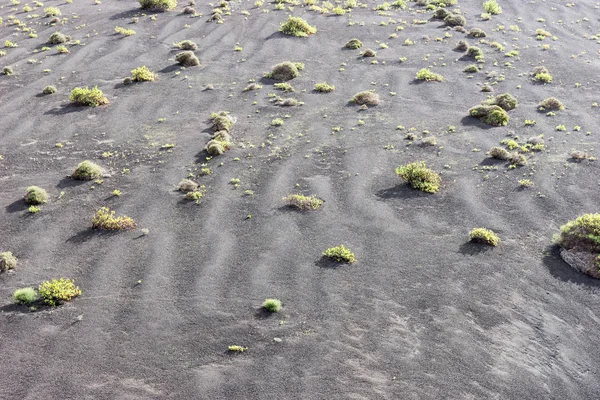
[48,32,69,44]
[38,278,81,306]
[0,251,17,272]
[24,186,48,205]
[206,140,225,155]
[444,14,466,26]
[175,51,200,67]
[351,91,379,106]
[138,0,177,11]
[263,298,282,313]
[396,161,441,193]
[344,38,363,49]
[469,228,500,246]
[557,214,600,253]
[43,85,57,94]
[178,179,198,192]
[13,287,38,305]
[267,62,300,81]
[278,16,317,37]
[72,160,103,180]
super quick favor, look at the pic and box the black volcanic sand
[1,0,600,398]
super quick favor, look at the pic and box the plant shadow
[458,242,494,255]
[543,246,600,287]
[5,199,27,213]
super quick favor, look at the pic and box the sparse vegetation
[38,278,81,306]
[284,194,323,210]
[92,207,136,230]
[469,228,500,246]
[323,245,356,263]
[69,86,109,106]
[72,160,103,180]
[396,161,441,193]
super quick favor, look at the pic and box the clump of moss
[539,97,564,111]
[13,287,38,305]
[344,38,363,49]
[284,194,323,210]
[138,0,177,11]
[24,186,48,205]
[72,160,103,180]
[0,251,17,272]
[415,68,443,82]
[38,278,81,306]
[278,16,317,37]
[323,245,356,263]
[175,51,199,66]
[174,40,198,50]
[48,32,69,44]
[43,85,57,94]
[396,161,441,193]
[444,14,466,26]
[69,86,109,106]
[469,228,500,246]
[265,61,303,81]
[315,82,335,93]
[92,207,136,230]
[351,91,379,106]
[263,298,282,313]
[130,66,156,82]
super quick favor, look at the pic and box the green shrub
[455,40,469,51]
[556,214,600,253]
[115,26,136,36]
[138,0,177,10]
[174,40,198,50]
[395,161,441,193]
[539,97,564,111]
[483,0,502,15]
[175,51,199,66]
[265,61,302,81]
[263,298,282,312]
[185,190,204,202]
[351,91,379,106]
[362,48,376,57]
[466,46,483,58]
[24,186,48,204]
[13,287,38,305]
[38,278,81,306]
[43,85,57,94]
[69,86,109,106]
[0,251,17,271]
[44,6,61,16]
[92,207,136,230]
[284,194,323,210]
[468,104,509,126]
[48,32,68,44]
[444,14,466,26]
[415,68,443,82]
[323,245,356,263]
[278,16,317,37]
[315,82,335,92]
[3,66,14,75]
[131,66,155,82]
[228,345,248,352]
[274,82,294,92]
[468,28,486,38]
[489,146,510,160]
[210,111,233,132]
[486,93,518,111]
[469,228,500,246]
[344,38,363,49]
[534,73,552,83]
[72,160,103,180]
[463,64,479,73]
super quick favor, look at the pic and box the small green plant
[265,61,302,81]
[284,194,323,210]
[48,32,68,44]
[185,190,204,203]
[271,118,285,126]
[415,68,443,82]
[444,14,466,27]
[43,85,57,94]
[138,0,177,10]
[175,51,200,66]
[534,73,552,83]
[263,298,282,312]
[228,345,248,352]
[56,45,69,54]
[4,40,17,48]
[38,278,81,306]
[469,228,500,246]
[210,111,233,132]
[469,104,509,126]
[278,16,317,37]
[274,82,295,92]
[44,6,61,16]
[72,160,103,180]
[3,66,14,76]
[115,26,136,36]
[539,97,564,111]
[174,40,198,50]
[323,245,356,263]
[556,214,600,253]
[518,179,534,187]
[131,66,156,82]
[24,186,48,204]
[0,251,17,271]
[13,287,38,305]
[92,207,136,230]
[344,38,363,49]
[315,82,335,93]
[466,46,483,59]
[463,64,479,73]
[483,0,502,15]
[69,86,109,106]
[29,205,41,213]
[395,161,441,193]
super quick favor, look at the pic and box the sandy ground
[1,0,600,398]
